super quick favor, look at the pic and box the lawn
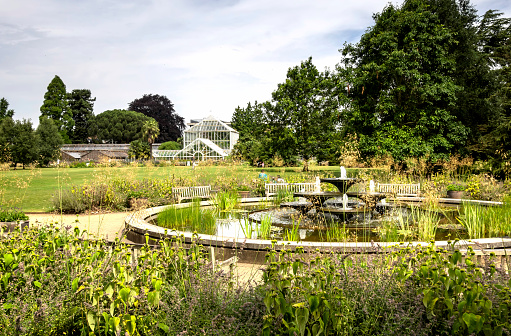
[0,164,344,212]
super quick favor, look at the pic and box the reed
[272,189,295,206]
[325,223,350,242]
[158,198,216,235]
[240,216,254,239]
[257,214,272,239]
[410,205,440,241]
[210,190,239,211]
[458,198,511,238]
[283,218,300,241]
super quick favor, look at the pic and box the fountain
[286,167,390,219]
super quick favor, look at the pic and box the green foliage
[10,119,38,169]
[395,242,511,335]
[67,89,95,144]
[340,0,469,162]
[0,98,14,120]
[158,141,181,150]
[128,94,185,142]
[158,199,216,234]
[142,119,160,144]
[232,58,346,169]
[210,190,239,211]
[40,75,74,143]
[0,206,28,222]
[36,117,63,166]
[52,176,180,213]
[128,139,151,160]
[447,183,466,191]
[0,226,263,335]
[90,109,155,144]
[458,198,511,238]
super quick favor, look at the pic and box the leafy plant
[447,184,466,191]
[0,206,28,222]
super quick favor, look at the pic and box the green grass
[0,164,351,212]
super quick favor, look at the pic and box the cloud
[0,0,509,126]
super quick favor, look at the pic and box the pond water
[155,201,468,243]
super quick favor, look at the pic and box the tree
[158,141,181,150]
[128,140,151,159]
[0,117,15,162]
[89,110,155,144]
[231,101,272,164]
[128,94,185,142]
[36,117,63,166]
[68,89,95,143]
[270,57,345,171]
[0,98,14,120]
[10,119,38,169]
[141,119,160,144]
[40,75,74,143]
[340,0,470,162]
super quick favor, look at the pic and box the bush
[0,226,265,335]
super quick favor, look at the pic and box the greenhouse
[152,116,239,161]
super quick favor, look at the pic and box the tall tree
[0,98,14,120]
[340,0,470,161]
[36,117,63,166]
[270,57,345,170]
[40,75,74,143]
[68,89,95,143]
[89,109,155,144]
[128,94,185,142]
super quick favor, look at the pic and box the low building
[60,144,130,162]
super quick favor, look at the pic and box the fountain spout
[342,194,352,210]
[340,166,347,179]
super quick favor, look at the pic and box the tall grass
[410,205,440,241]
[272,189,295,206]
[325,223,351,242]
[240,216,254,239]
[283,218,300,241]
[158,198,216,235]
[210,190,239,211]
[458,197,511,238]
[257,214,272,239]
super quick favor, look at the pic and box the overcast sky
[1,0,510,126]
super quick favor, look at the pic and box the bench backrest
[377,183,420,196]
[265,183,317,197]
[172,186,211,202]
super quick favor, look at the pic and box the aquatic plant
[158,198,216,235]
[210,190,239,211]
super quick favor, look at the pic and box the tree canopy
[128,94,185,142]
[68,89,95,144]
[0,98,14,120]
[232,0,510,173]
[40,75,74,143]
[36,117,63,166]
[89,110,155,144]
[232,58,345,170]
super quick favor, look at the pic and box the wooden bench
[172,186,212,203]
[265,182,319,197]
[376,183,420,196]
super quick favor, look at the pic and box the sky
[1,0,510,127]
